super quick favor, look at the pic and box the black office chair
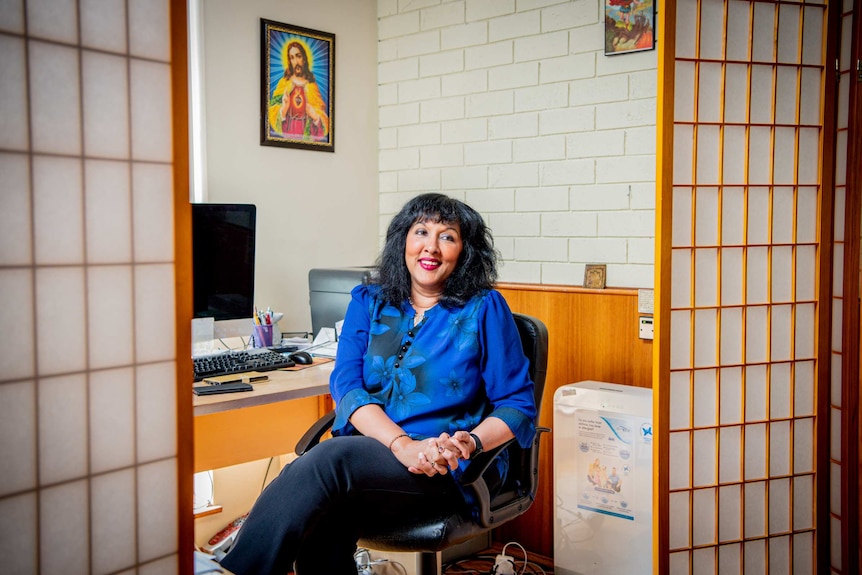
[294,313,549,575]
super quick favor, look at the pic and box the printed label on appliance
[574,409,636,520]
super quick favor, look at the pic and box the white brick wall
[378,0,657,287]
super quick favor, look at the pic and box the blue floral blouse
[330,284,537,482]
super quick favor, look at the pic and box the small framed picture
[584,264,607,289]
[604,0,656,55]
[261,19,335,152]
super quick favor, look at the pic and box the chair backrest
[511,312,549,412]
[492,313,548,508]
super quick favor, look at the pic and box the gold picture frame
[583,264,607,289]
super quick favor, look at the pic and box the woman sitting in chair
[219,193,537,575]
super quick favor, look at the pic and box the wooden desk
[192,361,333,472]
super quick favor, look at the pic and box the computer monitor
[192,203,256,338]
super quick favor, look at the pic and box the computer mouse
[288,351,313,365]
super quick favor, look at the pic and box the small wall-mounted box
[639,316,654,340]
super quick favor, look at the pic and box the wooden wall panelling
[494,283,653,558]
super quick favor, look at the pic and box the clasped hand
[394,431,475,477]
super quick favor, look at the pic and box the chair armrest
[295,411,335,456]
[463,427,550,528]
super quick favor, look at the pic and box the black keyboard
[193,349,295,381]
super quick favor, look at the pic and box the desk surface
[192,360,333,416]
[192,361,333,471]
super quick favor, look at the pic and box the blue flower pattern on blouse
[330,285,537,488]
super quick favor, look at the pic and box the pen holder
[252,325,274,348]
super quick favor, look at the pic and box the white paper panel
[693,369,717,427]
[693,428,717,487]
[0,269,36,380]
[770,246,793,303]
[670,431,692,490]
[774,66,798,125]
[718,484,742,542]
[132,163,175,262]
[718,543,741,574]
[674,125,694,185]
[675,60,695,123]
[136,361,178,463]
[35,267,87,375]
[793,245,815,301]
[674,0,698,59]
[793,475,814,529]
[719,425,742,484]
[673,187,693,247]
[0,381,37,495]
[0,153,31,264]
[91,469,137,574]
[28,41,81,155]
[83,51,130,158]
[88,266,135,369]
[744,481,767,539]
[719,306,743,365]
[129,60,172,162]
[745,305,768,363]
[793,417,814,474]
[752,2,776,62]
[698,62,723,123]
[793,361,815,416]
[672,249,693,308]
[27,0,78,43]
[669,490,692,549]
[801,6,824,66]
[38,375,88,484]
[721,186,745,245]
[776,4,801,64]
[768,478,790,534]
[771,188,794,244]
[770,304,792,362]
[750,65,775,125]
[671,309,693,370]
[769,421,791,477]
[692,488,717,546]
[748,129,773,185]
[137,459,178,562]
[692,548,716,575]
[694,249,718,307]
[85,159,133,264]
[134,264,176,363]
[89,368,136,473]
[694,308,717,367]
[726,0,752,62]
[793,531,815,575]
[670,371,692,430]
[744,424,767,479]
[696,126,720,184]
[719,367,743,424]
[0,36,29,149]
[80,0,128,53]
[723,65,749,126]
[128,0,170,61]
[40,480,89,575]
[0,493,38,574]
[747,188,770,245]
[795,303,815,358]
[799,68,822,126]
[768,536,791,574]
[694,188,719,249]
[743,539,766,574]
[797,128,820,185]
[32,156,84,265]
[745,365,768,422]
[721,247,744,306]
[773,127,797,185]
[769,363,791,419]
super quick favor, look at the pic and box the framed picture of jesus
[261,19,335,152]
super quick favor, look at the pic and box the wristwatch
[469,432,483,456]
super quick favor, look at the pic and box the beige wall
[199,0,380,335]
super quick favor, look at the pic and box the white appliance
[553,381,653,575]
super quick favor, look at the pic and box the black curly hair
[374,193,498,308]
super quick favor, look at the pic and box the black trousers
[218,435,463,575]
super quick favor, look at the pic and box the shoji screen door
[654,0,844,573]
